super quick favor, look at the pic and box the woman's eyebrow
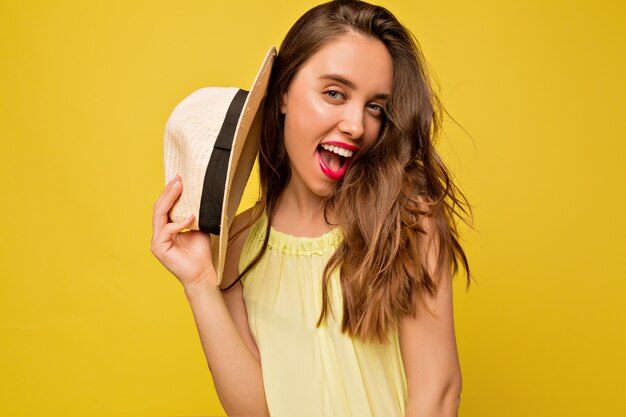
[319,74,389,100]
[320,74,356,88]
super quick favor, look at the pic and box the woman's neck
[271,178,336,238]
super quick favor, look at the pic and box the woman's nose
[338,106,365,140]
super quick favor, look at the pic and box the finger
[153,174,180,213]
[153,177,181,235]
[152,175,183,233]
[155,213,196,249]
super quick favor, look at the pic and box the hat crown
[164,87,242,230]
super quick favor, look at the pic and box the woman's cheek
[362,121,380,146]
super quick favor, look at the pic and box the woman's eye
[367,103,384,116]
[324,90,345,100]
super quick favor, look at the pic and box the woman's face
[281,33,393,198]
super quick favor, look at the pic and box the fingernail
[173,180,181,188]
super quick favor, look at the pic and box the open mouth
[317,143,355,181]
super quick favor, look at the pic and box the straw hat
[163,46,276,285]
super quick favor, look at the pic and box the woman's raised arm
[151,176,269,416]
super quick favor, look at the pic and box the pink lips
[317,141,358,181]
[322,141,359,152]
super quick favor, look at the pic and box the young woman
[152,1,470,416]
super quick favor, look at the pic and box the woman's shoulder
[219,203,263,289]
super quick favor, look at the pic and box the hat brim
[214,46,277,285]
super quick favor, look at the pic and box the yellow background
[1,1,624,416]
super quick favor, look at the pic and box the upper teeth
[320,143,354,158]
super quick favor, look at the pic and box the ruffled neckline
[251,213,343,256]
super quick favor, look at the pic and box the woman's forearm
[184,277,269,417]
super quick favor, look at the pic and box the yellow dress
[239,213,408,417]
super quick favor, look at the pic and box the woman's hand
[151,175,217,289]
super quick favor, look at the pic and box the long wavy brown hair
[223,0,472,344]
